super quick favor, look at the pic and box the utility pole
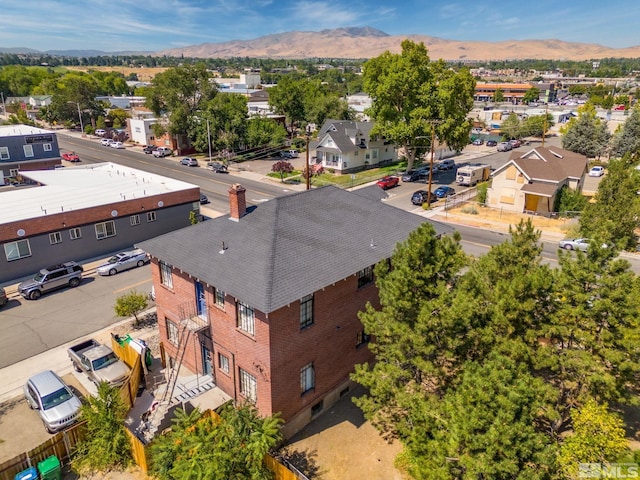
[76,102,84,137]
[305,125,312,191]
[542,103,548,147]
[426,120,443,205]
[206,119,212,163]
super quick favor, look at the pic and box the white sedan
[589,166,605,177]
[97,249,149,276]
[110,141,125,149]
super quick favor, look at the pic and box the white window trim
[0,146,10,160]
[300,363,315,394]
[43,143,52,151]
[23,145,34,158]
[4,239,32,261]
[218,353,230,373]
[147,211,157,222]
[69,227,82,240]
[49,232,62,245]
[130,214,141,226]
[95,220,116,240]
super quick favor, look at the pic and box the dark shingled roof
[138,185,451,314]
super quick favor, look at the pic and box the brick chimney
[228,183,247,221]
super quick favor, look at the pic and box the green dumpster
[37,455,61,480]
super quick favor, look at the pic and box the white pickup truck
[68,339,130,387]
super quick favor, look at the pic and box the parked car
[411,190,436,205]
[61,151,80,162]
[589,166,605,177]
[434,186,456,198]
[96,249,149,276]
[376,176,399,190]
[509,139,522,148]
[402,169,426,182]
[94,129,106,137]
[558,238,591,252]
[497,142,513,152]
[24,370,82,433]
[486,140,498,147]
[207,161,228,173]
[200,193,209,204]
[143,145,158,154]
[0,286,7,307]
[438,159,456,171]
[153,147,173,158]
[472,138,484,146]
[18,261,84,300]
[100,138,113,146]
[180,157,198,167]
[110,141,125,149]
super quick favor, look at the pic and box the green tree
[271,160,294,182]
[523,86,540,104]
[500,112,521,140]
[579,156,640,250]
[267,75,306,136]
[108,108,130,129]
[561,103,611,158]
[521,113,554,138]
[73,382,132,475]
[114,290,149,325]
[246,117,288,149]
[558,400,628,478]
[554,185,588,214]
[190,93,248,153]
[493,88,505,102]
[611,106,640,157]
[149,404,282,480]
[362,40,475,171]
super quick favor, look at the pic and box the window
[49,232,62,245]
[239,368,257,402]
[43,143,52,152]
[159,261,173,288]
[357,265,374,288]
[237,302,255,335]
[300,363,315,394]
[356,330,371,348]
[0,147,9,160]
[147,211,157,222]
[218,353,229,373]
[95,220,116,239]
[4,239,31,261]
[130,214,141,226]
[23,145,34,158]
[311,401,323,416]
[214,288,225,308]
[9,168,19,176]
[300,294,314,329]
[166,319,179,345]
[69,227,82,240]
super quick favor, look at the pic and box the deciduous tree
[114,290,149,326]
[271,161,294,182]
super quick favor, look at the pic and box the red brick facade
[152,258,378,432]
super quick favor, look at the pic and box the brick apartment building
[0,162,200,283]
[138,184,450,437]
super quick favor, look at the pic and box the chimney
[228,183,247,221]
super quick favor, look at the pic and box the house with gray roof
[137,184,449,437]
[314,119,397,174]
[486,146,588,214]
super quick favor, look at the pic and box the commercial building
[0,125,62,182]
[0,162,200,283]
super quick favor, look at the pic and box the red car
[61,151,80,162]
[376,176,399,190]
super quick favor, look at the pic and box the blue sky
[2,0,640,52]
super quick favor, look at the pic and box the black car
[402,167,431,182]
[486,140,498,147]
[200,193,209,205]
[411,190,436,205]
[143,145,158,154]
[207,162,228,173]
[434,186,456,198]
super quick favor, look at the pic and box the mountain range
[4,27,640,61]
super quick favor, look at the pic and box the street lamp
[305,125,312,191]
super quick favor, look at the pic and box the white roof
[0,125,54,137]
[1,162,198,224]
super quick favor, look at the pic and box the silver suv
[153,147,173,157]
[18,261,84,300]
[24,370,82,433]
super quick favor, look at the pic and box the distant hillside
[154,27,640,61]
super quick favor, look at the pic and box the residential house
[486,146,588,214]
[137,184,449,438]
[0,163,200,283]
[314,119,396,174]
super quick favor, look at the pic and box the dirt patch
[64,66,169,82]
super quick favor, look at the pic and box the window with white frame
[237,302,255,335]
[69,227,82,240]
[130,214,141,226]
[300,363,315,394]
[218,353,229,373]
[95,220,116,239]
[23,145,34,158]
[147,211,157,222]
[239,368,257,402]
[214,288,225,308]
[49,232,62,245]
[43,143,52,152]
[357,265,374,288]
[0,147,9,160]
[300,294,314,329]
[9,168,19,176]
[159,261,173,288]
[4,239,31,261]
[166,318,178,345]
